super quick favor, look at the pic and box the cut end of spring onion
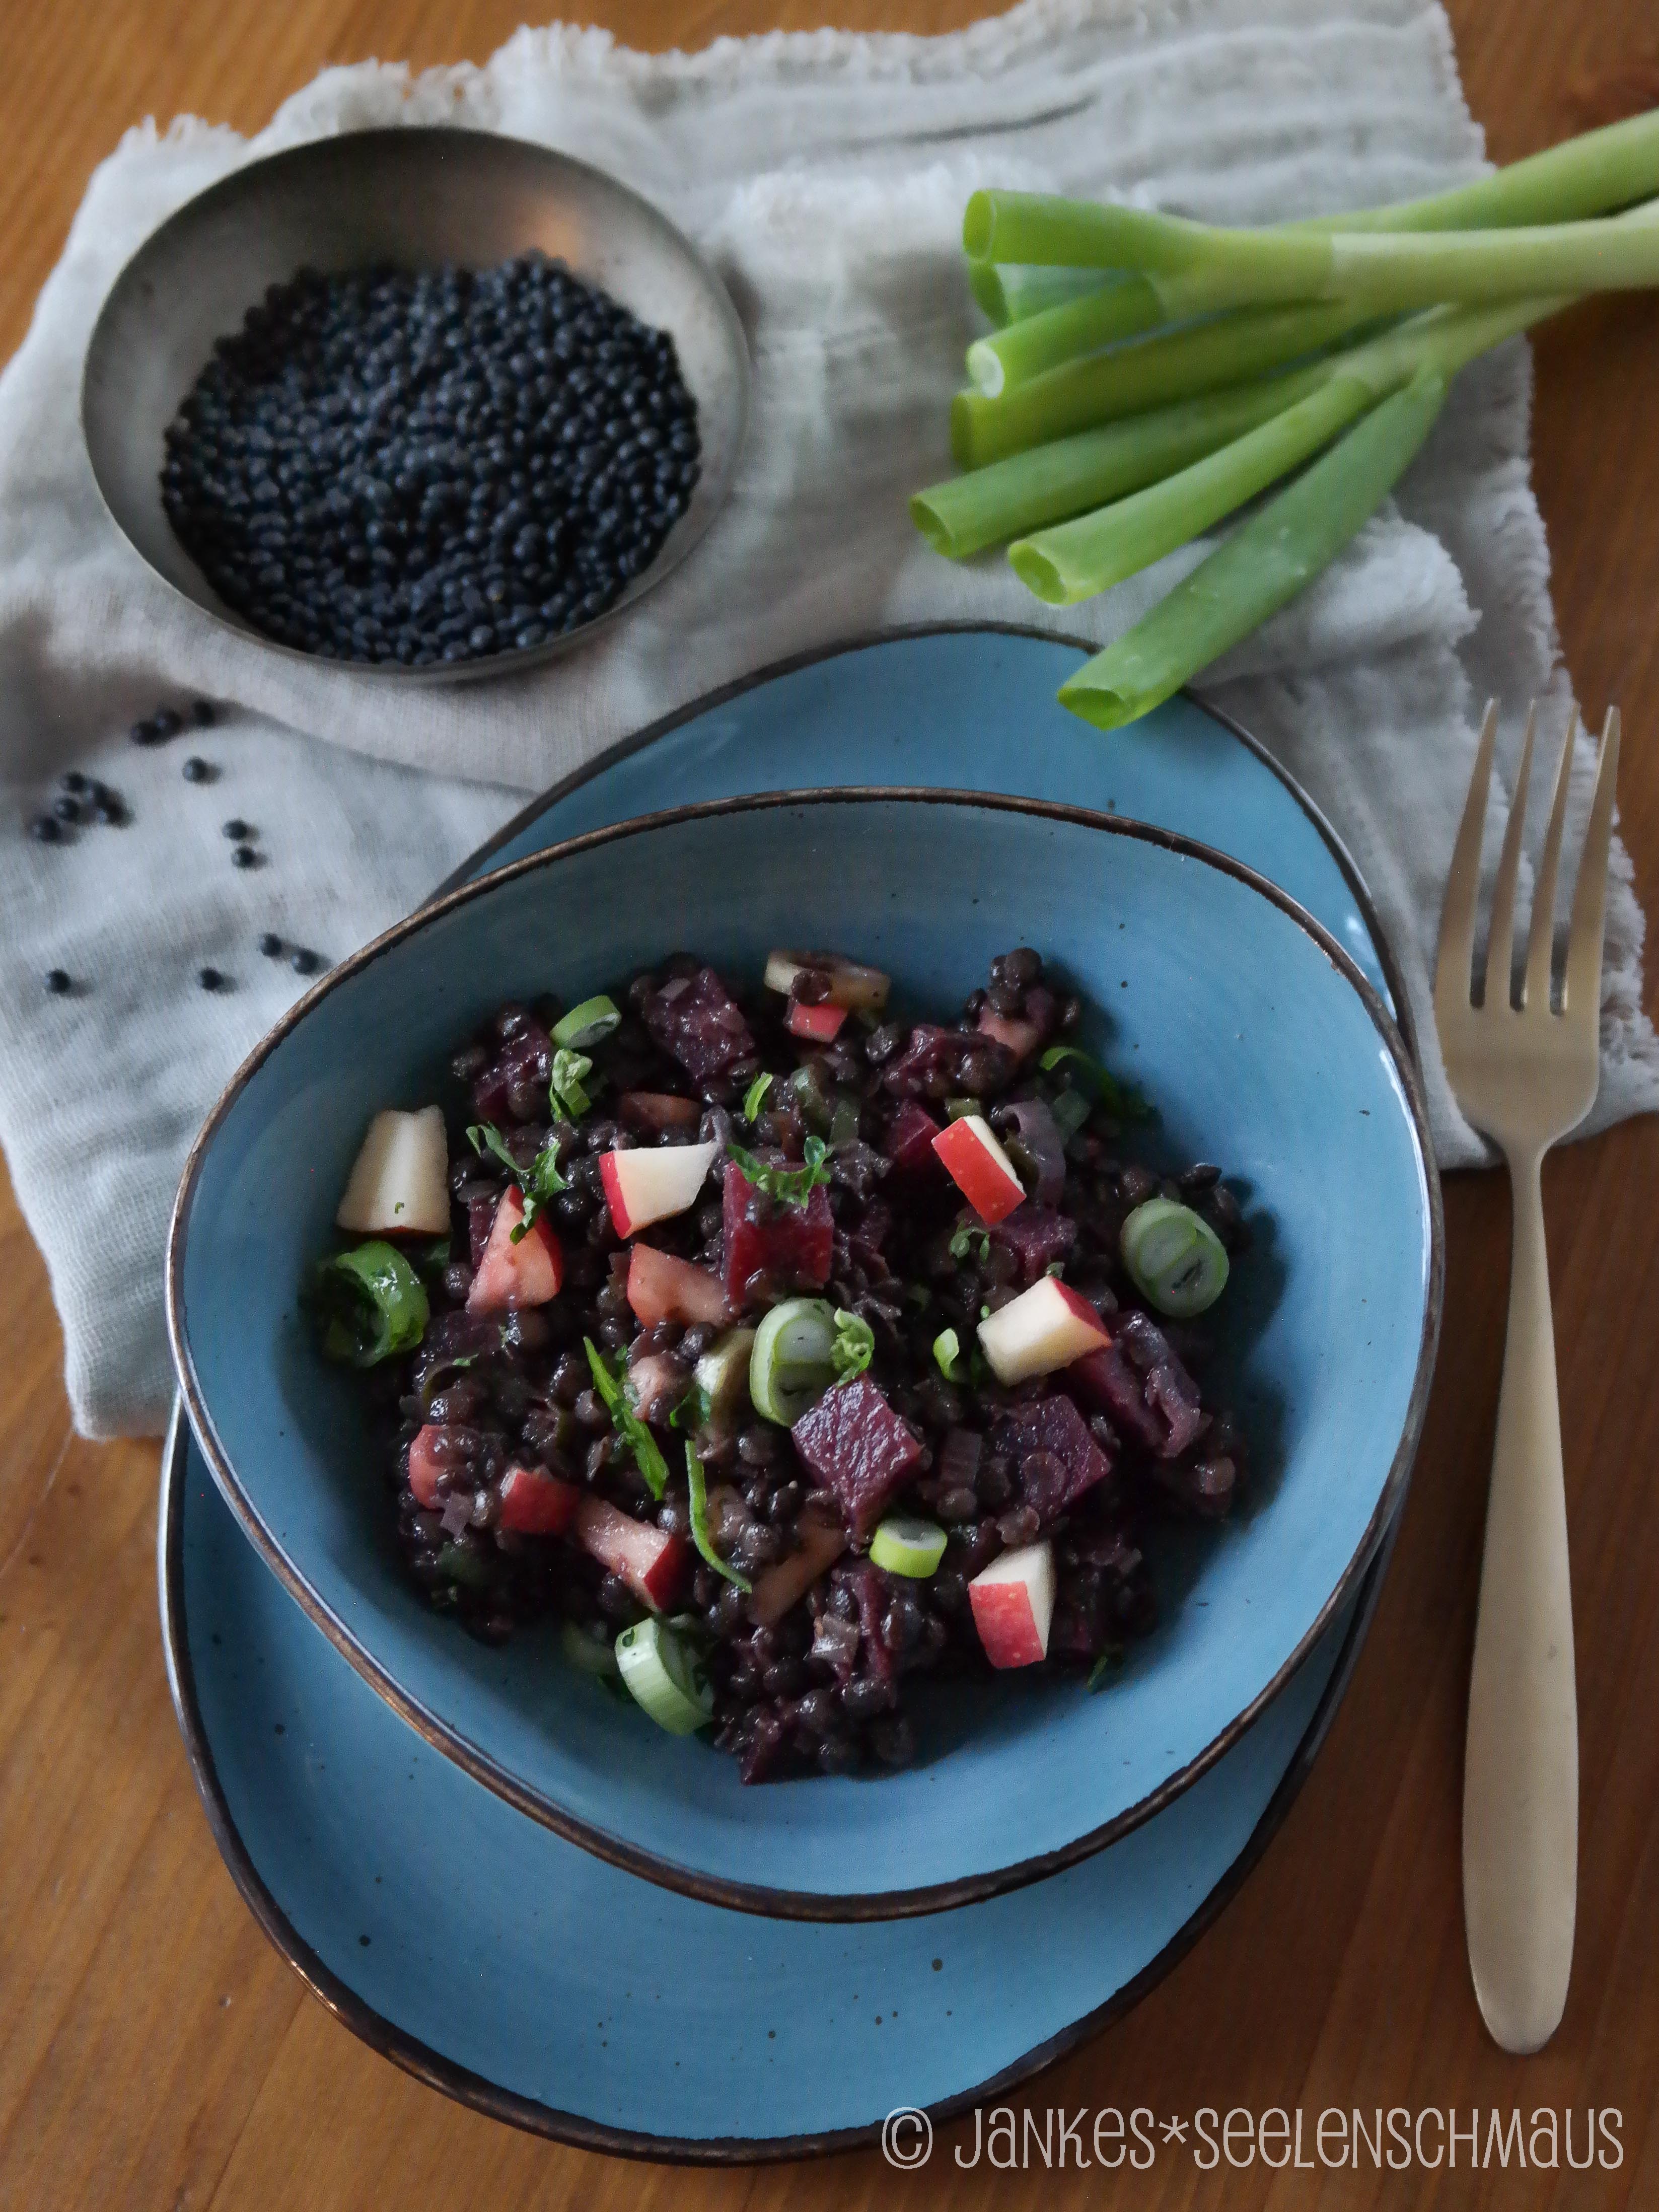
[962,190,997,261]
[965,334,1007,396]
[869,1515,949,1579]
[561,1618,621,1680]
[313,1240,429,1366]
[1120,1198,1230,1316]
[552,994,621,1049]
[615,1617,713,1735]
[1006,538,1069,605]
[748,1296,841,1425]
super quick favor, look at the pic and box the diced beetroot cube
[987,1203,1078,1285]
[791,1376,925,1541]
[881,1024,1016,1101]
[882,1100,944,1179]
[846,1200,893,1278]
[721,1160,833,1304]
[844,1559,896,1683]
[1068,1343,1166,1453]
[641,966,756,1088]
[993,1394,1115,1525]
[471,1016,553,1123]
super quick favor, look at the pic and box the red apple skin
[969,1579,1050,1667]
[977,1007,1045,1061]
[497,1464,580,1535]
[931,1118,1025,1225]
[1052,1279,1111,1339]
[407,1424,447,1510]
[467,1188,564,1312]
[573,1495,688,1610]
[598,1151,634,1237]
[785,999,848,1042]
[625,1244,734,1328]
[618,1090,703,1135]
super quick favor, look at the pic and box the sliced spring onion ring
[552,994,621,1049]
[313,1241,429,1367]
[1120,1197,1231,1317]
[932,1327,964,1382]
[615,1617,714,1735]
[561,1619,622,1679]
[748,1297,840,1424]
[869,1515,949,1579]
[742,1071,775,1121]
[686,1443,752,1592]
[693,1326,757,1419]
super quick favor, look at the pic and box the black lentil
[160,253,702,668]
[191,699,217,727]
[28,815,61,843]
[198,966,227,991]
[232,844,259,869]
[44,969,71,995]
[182,757,214,783]
[60,770,90,796]
[222,818,251,840]
[290,947,322,976]
[258,932,283,957]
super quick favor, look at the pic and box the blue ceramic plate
[168,739,1439,1920]
[162,1404,1389,2158]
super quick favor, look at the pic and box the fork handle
[1462,1146,1578,2052]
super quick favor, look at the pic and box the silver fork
[1434,697,1621,2054]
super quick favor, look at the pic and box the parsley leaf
[742,1071,775,1122]
[831,1310,875,1381]
[686,1442,751,1593]
[583,1338,670,1500]
[949,1221,991,1264]
[726,1134,832,1209]
[467,1122,567,1243]
[932,1326,964,1382]
[1088,1648,1126,1693]
[670,1379,714,1433]
[550,1047,595,1119]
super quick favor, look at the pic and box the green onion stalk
[963,108,1659,391]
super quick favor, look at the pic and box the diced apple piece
[599,1139,720,1237]
[977,1007,1045,1062]
[969,1541,1056,1667]
[625,1349,690,1425]
[497,1464,580,1535]
[747,1507,849,1626]
[467,1188,563,1313]
[618,1090,703,1135]
[625,1244,734,1329]
[785,999,848,1043]
[977,1276,1111,1385]
[932,1114,1026,1225]
[573,1495,688,1611]
[763,949,891,1013]
[407,1423,449,1510]
[335,1106,450,1235]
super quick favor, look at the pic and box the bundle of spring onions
[910,112,1659,730]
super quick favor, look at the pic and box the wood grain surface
[2,3,1657,2205]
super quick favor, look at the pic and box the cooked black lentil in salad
[314,945,1250,1781]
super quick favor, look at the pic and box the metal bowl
[81,127,750,682]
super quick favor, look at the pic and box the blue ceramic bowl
[168,791,1440,1920]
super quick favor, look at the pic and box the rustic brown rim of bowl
[80,125,750,683]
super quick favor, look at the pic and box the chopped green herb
[1088,1648,1126,1692]
[436,1541,490,1592]
[932,1326,964,1382]
[1039,1043,1152,1123]
[583,1338,670,1499]
[949,1221,992,1264]
[902,1282,933,1309]
[1044,1258,1066,1278]
[550,1047,595,1119]
[669,1379,714,1433]
[742,1071,775,1121]
[726,1134,833,1209]
[414,1232,453,1280]
[686,1442,752,1593]
[467,1121,567,1242]
[831,1310,876,1380]
[312,1241,429,1367]
[418,1351,476,1415]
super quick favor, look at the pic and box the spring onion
[686,1442,752,1592]
[550,1047,594,1119]
[615,1616,714,1735]
[748,1297,841,1424]
[1120,1197,1231,1317]
[467,1120,567,1241]
[869,1514,949,1579]
[727,1135,832,1208]
[742,1071,775,1121]
[1057,369,1449,731]
[1050,1088,1091,1144]
[562,1618,622,1679]
[692,1326,757,1419]
[313,1241,429,1366]
[932,1326,964,1382]
[584,1337,670,1497]
[551,994,621,1049]
[968,260,1120,326]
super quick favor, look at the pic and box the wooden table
[3,4,1657,2204]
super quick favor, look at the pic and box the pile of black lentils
[161,254,702,667]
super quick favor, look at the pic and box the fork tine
[1563,706,1621,1019]
[1435,699,1500,1013]
[1481,702,1538,1009]
[1523,709,1579,1011]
